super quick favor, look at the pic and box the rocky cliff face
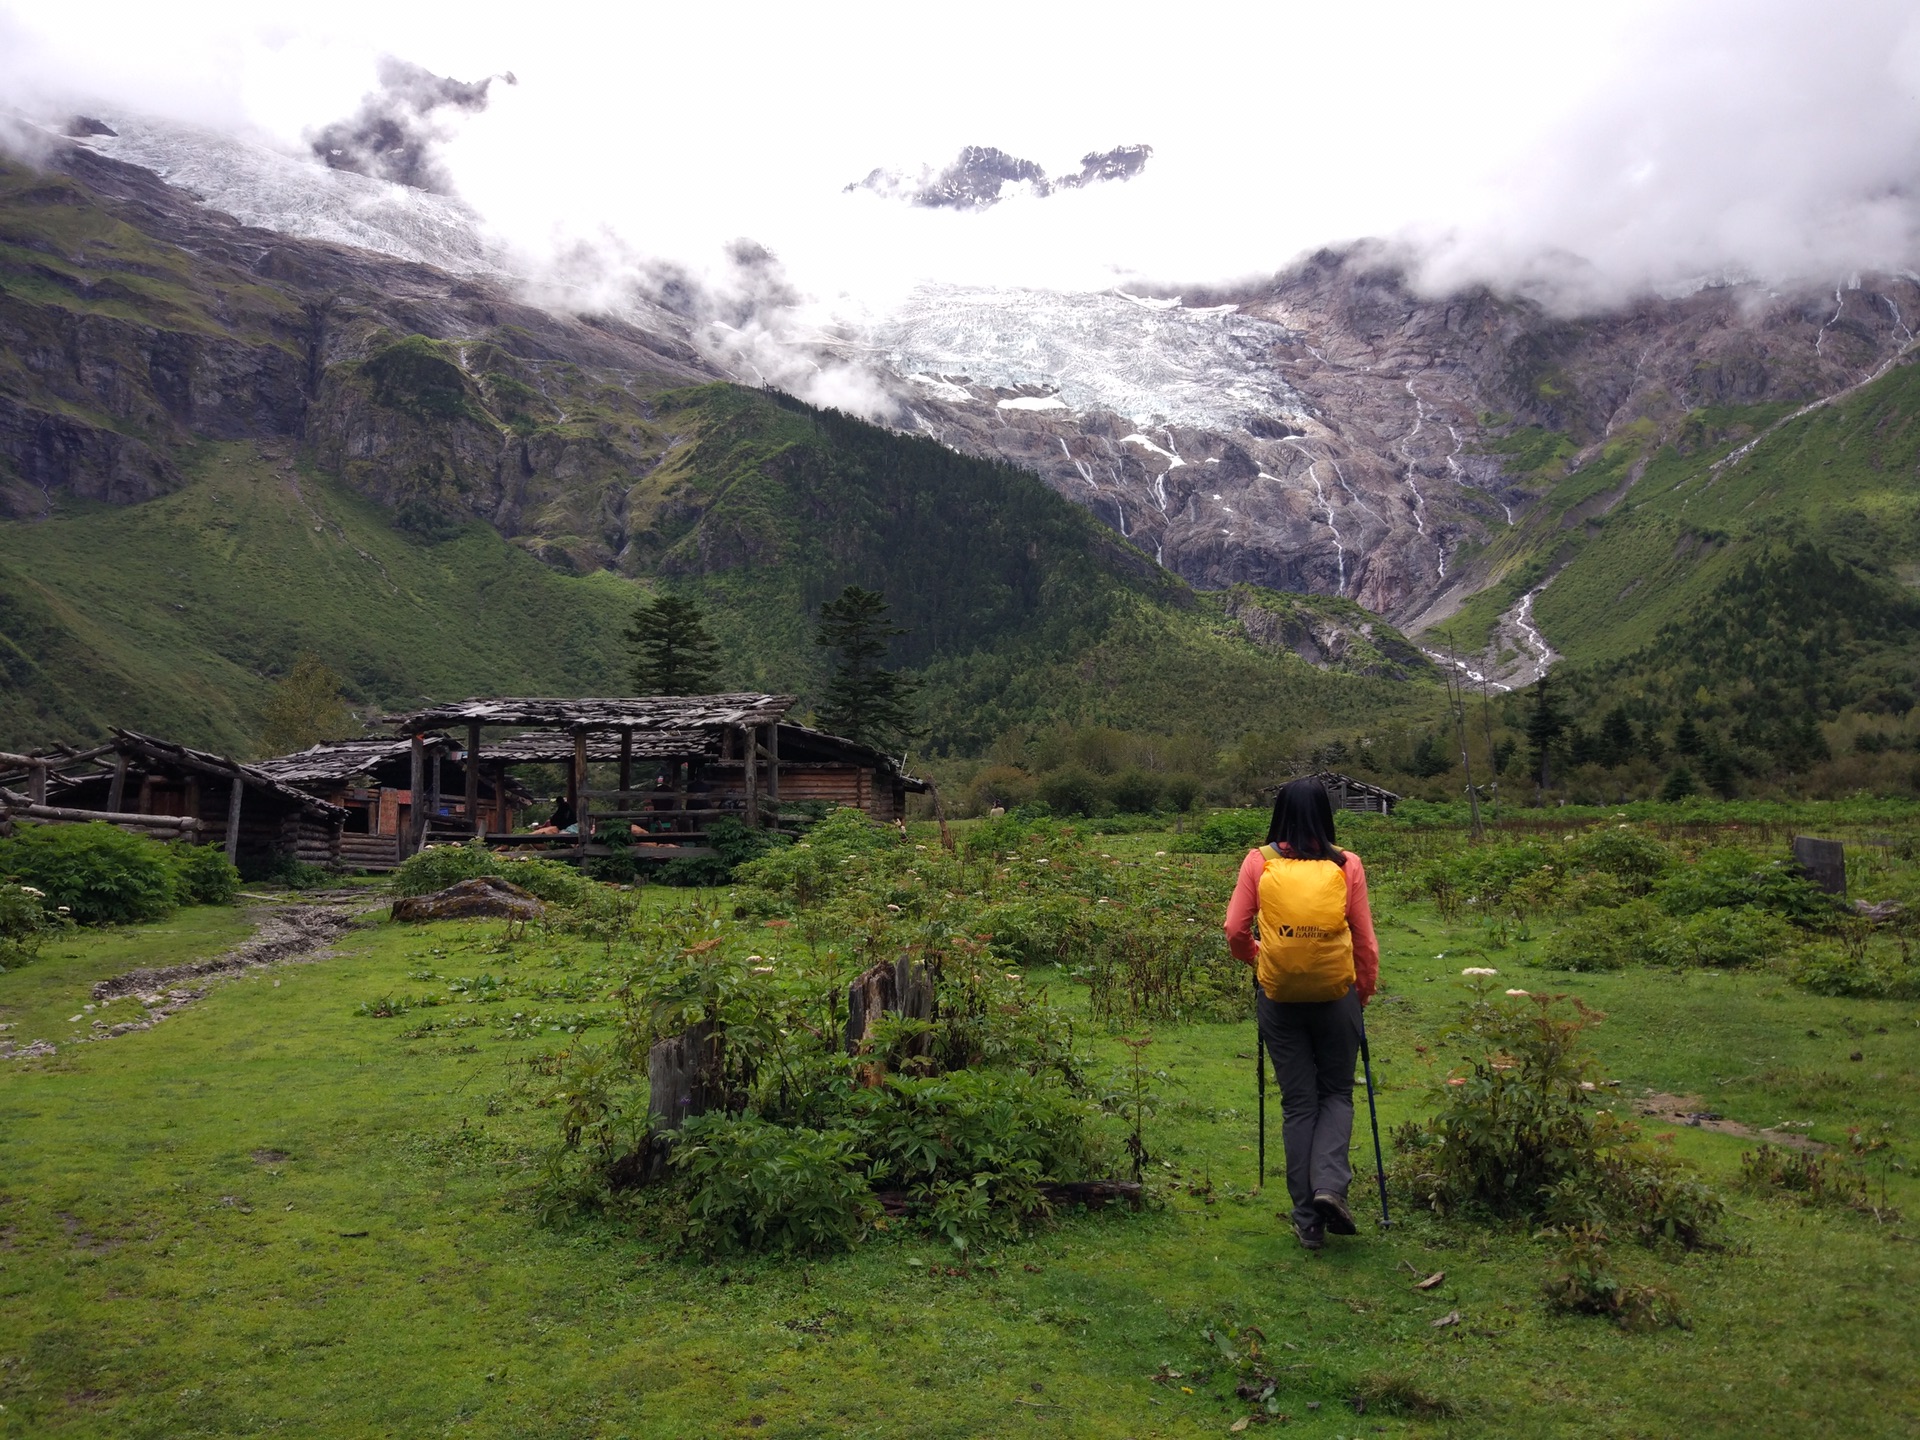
[0,139,715,578]
[862,255,1920,634]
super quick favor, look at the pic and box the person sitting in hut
[528,796,577,835]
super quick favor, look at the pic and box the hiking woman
[1222,777,1380,1250]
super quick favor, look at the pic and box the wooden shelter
[1,731,346,865]
[1274,771,1401,816]
[251,737,527,870]
[382,695,929,861]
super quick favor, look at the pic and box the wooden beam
[573,731,590,856]
[766,723,779,806]
[742,724,759,827]
[106,754,129,813]
[27,762,47,805]
[619,727,632,797]
[224,773,244,864]
[495,761,509,833]
[466,722,482,837]
[408,733,425,857]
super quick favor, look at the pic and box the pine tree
[626,594,721,696]
[814,585,922,753]
[260,653,353,755]
[1526,677,1566,792]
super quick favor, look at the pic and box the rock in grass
[389,876,543,923]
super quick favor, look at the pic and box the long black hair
[1265,776,1344,862]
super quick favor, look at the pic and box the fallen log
[0,790,203,832]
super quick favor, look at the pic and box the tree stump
[647,1019,723,1134]
[846,955,936,1081]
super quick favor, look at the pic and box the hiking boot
[1293,1218,1325,1252]
[1312,1191,1357,1235]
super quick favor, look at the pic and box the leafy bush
[392,843,594,905]
[391,842,502,896]
[656,816,788,888]
[1176,808,1268,854]
[0,823,183,924]
[1656,906,1795,968]
[1653,846,1834,924]
[1106,768,1163,814]
[1408,841,1557,917]
[1738,1143,1869,1210]
[172,844,243,905]
[1791,943,1917,998]
[672,1113,878,1255]
[735,808,896,903]
[237,851,327,889]
[1540,1223,1685,1330]
[1540,900,1673,971]
[1035,766,1104,817]
[0,882,69,966]
[1564,828,1675,894]
[1391,989,1721,1248]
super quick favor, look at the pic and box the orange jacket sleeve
[1345,852,1379,1005]
[1222,848,1265,963]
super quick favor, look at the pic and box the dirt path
[1633,1091,1822,1151]
[70,892,380,1043]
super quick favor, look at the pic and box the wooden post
[28,762,46,805]
[1791,836,1847,896]
[466,722,482,837]
[429,751,442,836]
[742,723,759,827]
[224,772,244,864]
[495,762,510,833]
[107,754,128,814]
[619,728,632,800]
[573,731,589,856]
[766,723,780,808]
[408,733,425,856]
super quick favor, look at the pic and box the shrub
[1540,1224,1685,1330]
[391,842,502,896]
[1564,828,1675,894]
[968,764,1035,814]
[1106,768,1164,814]
[1392,989,1721,1247]
[236,849,317,889]
[1035,766,1104,817]
[1653,846,1834,924]
[498,857,596,906]
[1738,1143,1869,1210]
[1540,900,1674,971]
[657,816,790,888]
[0,823,181,924]
[1791,943,1914,998]
[672,1113,877,1256]
[736,808,894,903]
[1178,808,1268,854]
[171,844,243,904]
[0,882,69,966]
[1656,906,1795,968]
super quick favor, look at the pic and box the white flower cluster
[1460,966,1498,977]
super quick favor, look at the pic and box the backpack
[1253,843,1354,1003]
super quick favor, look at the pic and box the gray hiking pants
[1256,985,1363,1231]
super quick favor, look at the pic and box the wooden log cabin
[381,694,930,862]
[1284,771,1401,816]
[1,730,347,866]
[250,737,527,871]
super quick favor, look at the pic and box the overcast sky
[5,0,1920,312]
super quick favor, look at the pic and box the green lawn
[2,833,1917,1438]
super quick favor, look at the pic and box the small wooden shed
[1275,771,1401,816]
[251,736,527,871]
[2,730,347,865]
[381,695,929,861]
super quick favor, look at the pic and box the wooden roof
[111,730,347,818]
[251,736,454,786]
[387,694,796,732]
[477,730,720,764]
[1274,770,1401,802]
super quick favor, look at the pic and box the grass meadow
[2,811,1917,1438]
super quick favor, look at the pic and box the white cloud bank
[4,0,1918,317]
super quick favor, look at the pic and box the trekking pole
[1253,979,1266,1188]
[1358,1015,1391,1229]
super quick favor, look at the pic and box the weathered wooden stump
[1790,836,1847,896]
[647,1019,724,1133]
[846,957,934,1050]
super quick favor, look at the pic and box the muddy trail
[71,892,380,1044]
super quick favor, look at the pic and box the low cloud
[307,57,509,195]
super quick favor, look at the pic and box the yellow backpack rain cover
[1254,844,1354,1002]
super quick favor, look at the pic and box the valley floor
[1,826,1917,1438]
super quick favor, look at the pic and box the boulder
[389,876,543,923]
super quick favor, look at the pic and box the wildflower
[1096,897,1110,905]
[745,955,764,962]
[1461,966,1498,977]
[885,903,902,912]
[1505,988,1530,997]
[56,906,70,915]
[1036,858,1050,865]
[19,886,43,898]
[752,966,776,975]
[1580,1081,1597,1091]
[1005,973,1021,982]
[1155,850,1168,857]
[1446,1077,1467,1086]
[915,844,927,850]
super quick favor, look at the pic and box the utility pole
[1477,666,1501,824]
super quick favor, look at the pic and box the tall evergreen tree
[626,594,721,696]
[1526,676,1566,792]
[814,585,922,753]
